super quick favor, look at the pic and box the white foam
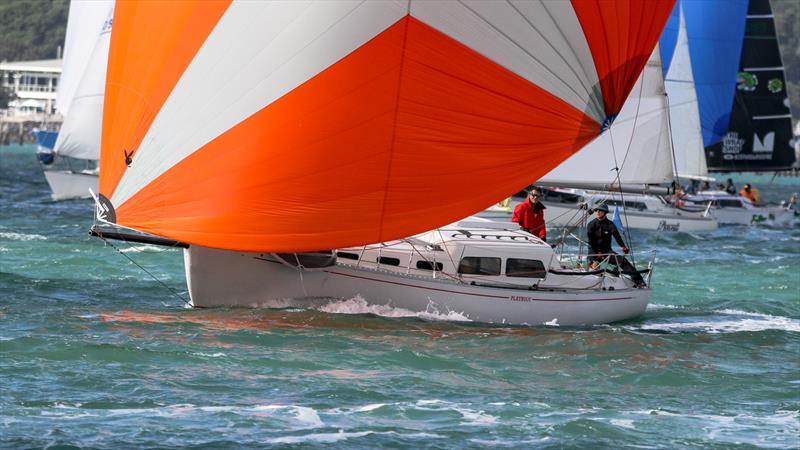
[635,309,800,334]
[610,418,636,429]
[354,403,386,412]
[119,244,167,253]
[456,407,498,426]
[191,352,226,358]
[268,430,372,444]
[646,304,685,310]
[36,403,323,428]
[0,232,46,241]
[317,296,472,322]
[267,430,442,444]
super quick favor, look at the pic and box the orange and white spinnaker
[99,0,675,252]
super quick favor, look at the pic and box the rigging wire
[95,234,191,307]
[606,59,649,267]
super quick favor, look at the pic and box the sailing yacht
[39,0,113,200]
[685,0,796,226]
[90,1,675,325]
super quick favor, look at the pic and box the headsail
[540,46,674,186]
[680,0,748,147]
[704,0,796,172]
[659,2,708,179]
[53,4,114,161]
[99,0,674,252]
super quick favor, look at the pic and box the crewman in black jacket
[587,204,646,287]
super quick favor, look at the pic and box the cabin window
[717,199,744,208]
[605,199,647,211]
[541,189,583,204]
[458,257,501,276]
[416,260,443,271]
[337,251,359,260]
[377,256,401,266]
[506,258,547,279]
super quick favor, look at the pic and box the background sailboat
[659,1,710,182]
[704,0,796,172]
[41,0,113,200]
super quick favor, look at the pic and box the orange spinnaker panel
[572,0,676,118]
[99,0,231,198]
[116,17,597,252]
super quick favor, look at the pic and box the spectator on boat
[725,178,737,195]
[715,183,726,191]
[700,181,711,191]
[587,204,646,288]
[670,187,686,207]
[739,183,761,204]
[512,187,547,242]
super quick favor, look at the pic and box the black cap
[594,204,609,213]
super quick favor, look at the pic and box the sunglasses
[529,194,540,198]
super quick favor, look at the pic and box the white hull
[709,207,794,226]
[42,170,99,201]
[185,246,650,326]
[685,191,796,227]
[542,202,717,232]
[480,200,718,232]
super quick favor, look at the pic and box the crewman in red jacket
[512,187,547,241]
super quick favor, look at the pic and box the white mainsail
[53,2,113,161]
[539,47,674,186]
[664,5,708,179]
[55,0,114,115]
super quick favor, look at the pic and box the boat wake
[633,307,800,334]
[316,296,472,323]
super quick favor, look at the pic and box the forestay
[99,0,675,252]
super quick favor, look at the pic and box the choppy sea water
[1,144,798,449]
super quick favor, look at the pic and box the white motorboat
[184,219,652,326]
[683,190,795,226]
[481,187,718,232]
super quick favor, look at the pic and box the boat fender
[608,286,615,291]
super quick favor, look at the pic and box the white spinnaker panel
[665,7,708,179]
[541,47,674,185]
[53,7,112,161]
[410,0,603,123]
[56,0,114,115]
[110,0,407,207]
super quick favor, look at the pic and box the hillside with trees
[0,0,67,62]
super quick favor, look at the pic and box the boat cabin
[336,219,560,286]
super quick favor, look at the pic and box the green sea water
[1,144,798,449]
